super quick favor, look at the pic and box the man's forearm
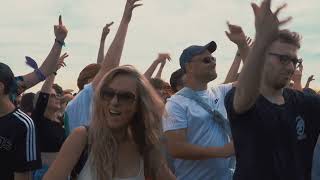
[224,50,241,84]
[21,42,62,91]
[234,37,269,113]
[167,142,230,160]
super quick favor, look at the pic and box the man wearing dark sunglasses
[225,0,320,179]
[163,41,235,180]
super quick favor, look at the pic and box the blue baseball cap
[179,41,217,71]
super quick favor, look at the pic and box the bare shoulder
[68,126,89,144]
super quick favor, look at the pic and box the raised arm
[92,0,142,89]
[18,16,68,93]
[225,23,250,63]
[233,0,291,113]
[305,75,315,89]
[41,53,68,94]
[96,22,114,64]
[155,53,171,79]
[224,49,242,84]
[291,63,303,91]
[144,53,170,79]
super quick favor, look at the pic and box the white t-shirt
[162,83,234,180]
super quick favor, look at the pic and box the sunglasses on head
[100,87,136,104]
[268,52,302,67]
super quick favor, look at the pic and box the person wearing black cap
[162,40,235,180]
[0,16,68,180]
[225,0,320,179]
[0,63,41,180]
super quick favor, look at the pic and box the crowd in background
[1,0,320,180]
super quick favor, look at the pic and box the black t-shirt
[0,108,41,180]
[31,92,66,152]
[225,88,320,180]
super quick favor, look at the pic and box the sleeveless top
[77,155,145,180]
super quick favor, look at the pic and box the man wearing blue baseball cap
[162,41,236,180]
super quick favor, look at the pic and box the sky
[0,0,319,93]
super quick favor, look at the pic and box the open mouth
[109,109,121,116]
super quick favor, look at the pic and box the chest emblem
[296,116,306,140]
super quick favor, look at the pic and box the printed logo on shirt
[296,116,306,140]
[214,98,219,104]
[0,136,13,151]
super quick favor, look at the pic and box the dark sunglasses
[269,53,302,67]
[190,56,216,64]
[100,87,136,104]
[50,93,62,99]
[201,56,216,64]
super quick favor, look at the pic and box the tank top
[77,155,145,180]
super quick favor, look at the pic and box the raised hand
[123,0,143,22]
[56,52,69,71]
[291,63,303,82]
[307,75,315,83]
[102,22,114,39]
[225,22,247,48]
[54,15,68,41]
[252,0,291,43]
[157,53,171,66]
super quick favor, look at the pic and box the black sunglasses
[191,56,216,64]
[100,87,136,104]
[269,52,302,67]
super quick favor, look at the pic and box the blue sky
[1,0,319,93]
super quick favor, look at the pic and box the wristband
[34,68,46,81]
[55,39,65,47]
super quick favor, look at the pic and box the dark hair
[303,88,317,96]
[77,63,101,91]
[52,84,63,96]
[20,93,35,113]
[0,63,16,95]
[278,29,302,49]
[170,68,185,92]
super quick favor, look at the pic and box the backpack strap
[70,126,89,179]
[176,88,232,137]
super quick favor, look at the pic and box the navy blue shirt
[225,88,320,180]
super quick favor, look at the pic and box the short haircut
[77,63,101,91]
[0,62,15,95]
[278,29,302,49]
[20,92,35,113]
[170,68,185,93]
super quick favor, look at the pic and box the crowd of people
[1,0,320,179]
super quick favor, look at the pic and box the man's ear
[185,63,192,74]
[0,82,4,95]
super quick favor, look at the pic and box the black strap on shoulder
[70,126,89,179]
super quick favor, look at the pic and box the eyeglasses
[268,53,302,67]
[50,93,62,99]
[100,87,136,104]
[191,56,216,64]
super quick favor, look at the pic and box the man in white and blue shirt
[163,41,235,180]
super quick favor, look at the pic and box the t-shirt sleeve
[303,93,320,132]
[224,87,257,123]
[31,92,49,124]
[65,83,94,132]
[13,118,41,172]
[162,99,188,132]
[217,83,233,97]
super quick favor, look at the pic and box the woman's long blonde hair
[89,65,165,180]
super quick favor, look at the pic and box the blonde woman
[43,65,175,180]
